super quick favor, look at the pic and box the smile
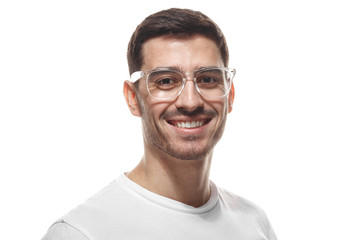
[167,119,211,129]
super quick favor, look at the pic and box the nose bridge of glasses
[182,72,201,89]
[183,72,201,90]
[179,72,201,96]
[182,71,195,81]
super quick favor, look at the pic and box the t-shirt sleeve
[41,221,89,240]
[257,208,278,240]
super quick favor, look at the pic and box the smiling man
[41,8,277,240]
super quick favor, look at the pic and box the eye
[199,76,218,84]
[196,75,222,89]
[150,75,182,90]
[156,78,174,85]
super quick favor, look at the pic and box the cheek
[142,101,170,124]
[209,99,228,117]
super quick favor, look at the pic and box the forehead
[141,35,223,71]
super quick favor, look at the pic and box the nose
[175,78,204,112]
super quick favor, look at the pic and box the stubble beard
[140,103,227,161]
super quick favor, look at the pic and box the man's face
[134,35,233,160]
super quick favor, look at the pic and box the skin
[123,35,235,207]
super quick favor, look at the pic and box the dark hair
[127,8,229,76]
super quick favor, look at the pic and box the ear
[227,83,235,113]
[123,80,141,117]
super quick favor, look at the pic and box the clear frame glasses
[130,67,236,100]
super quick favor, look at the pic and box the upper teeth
[176,121,204,128]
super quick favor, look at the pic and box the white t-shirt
[41,173,277,240]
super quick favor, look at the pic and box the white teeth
[175,121,204,128]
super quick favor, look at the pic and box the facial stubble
[137,95,228,161]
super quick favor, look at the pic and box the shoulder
[217,187,277,240]
[42,178,124,240]
[41,221,89,240]
[217,187,262,213]
[62,177,127,222]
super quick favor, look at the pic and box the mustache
[162,107,217,119]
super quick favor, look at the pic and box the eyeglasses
[130,67,236,100]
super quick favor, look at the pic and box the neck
[126,144,213,207]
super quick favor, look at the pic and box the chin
[163,142,213,161]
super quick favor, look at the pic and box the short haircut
[127,8,229,76]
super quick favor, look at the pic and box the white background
[1,0,359,239]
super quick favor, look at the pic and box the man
[42,8,277,240]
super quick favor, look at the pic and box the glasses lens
[147,70,183,99]
[195,68,232,98]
